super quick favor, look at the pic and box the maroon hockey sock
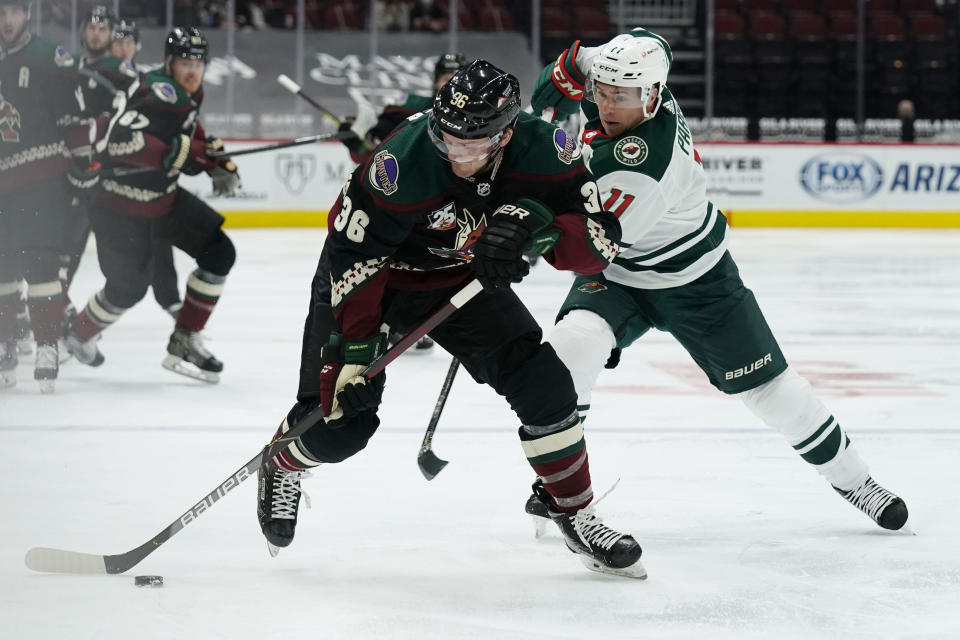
[520,419,593,513]
[26,281,66,344]
[71,290,125,341]
[176,270,225,332]
[269,420,322,472]
[0,286,18,342]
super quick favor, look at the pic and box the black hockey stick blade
[417,449,449,481]
[25,280,484,574]
[417,357,460,481]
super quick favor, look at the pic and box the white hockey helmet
[585,34,670,119]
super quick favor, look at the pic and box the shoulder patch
[614,136,648,166]
[54,46,74,67]
[553,127,582,165]
[369,150,400,195]
[120,61,138,78]
[152,82,178,104]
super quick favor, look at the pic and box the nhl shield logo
[577,281,608,294]
[477,182,491,196]
[275,153,317,195]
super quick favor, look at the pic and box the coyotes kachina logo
[577,281,607,294]
[427,207,488,262]
[0,92,22,142]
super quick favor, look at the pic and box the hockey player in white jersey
[529,29,909,532]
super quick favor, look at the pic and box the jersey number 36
[333,193,370,243]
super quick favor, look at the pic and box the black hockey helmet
[164,27,208,62]
[434,53,467,82]
[113,19,140,44]
[82,4,116,28]
[432,59,521,140]
[0,0,31,7]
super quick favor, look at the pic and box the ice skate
[524,489,551,538]
[388,330,434,354]
[162,327,222,383]
[1,340,17,389]
[33,343,59,394]
[257,459,311,557]
[835,476,908,531]
[63,328,104,367]
[530,480,646,579]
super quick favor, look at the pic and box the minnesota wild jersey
[325,110,621,340]
[580,85,728,289]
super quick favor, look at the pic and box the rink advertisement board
[698,143,960,227]
[178,141,355,227]
[183,141,960,228]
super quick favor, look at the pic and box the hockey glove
[318,333,387,425]
[67,159,101,192]
[530,41,586,123]
[163,133,207,175]
[471,198,560,292]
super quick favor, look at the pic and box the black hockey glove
[318,333,387,426]
[471,198,560,292]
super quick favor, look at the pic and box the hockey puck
[134,575,164,587]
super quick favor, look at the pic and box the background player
[64,27,238,384]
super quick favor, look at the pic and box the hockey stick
[24,279,484,575]
[417,357,460,480]
[206,131,354,158]
[103,131,353,178]
[277,74,375,151]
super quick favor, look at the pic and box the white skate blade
[579,555,647,580]
[162,354,220,384]
[267,542,280,558]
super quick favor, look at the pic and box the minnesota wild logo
[614,136,648,166]
[577,281,607,294]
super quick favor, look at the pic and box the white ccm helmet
[586,33,671,120]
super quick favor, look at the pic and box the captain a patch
[369,150,399,195]
[614,136,648,166]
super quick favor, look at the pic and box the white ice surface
[2,228,959,639]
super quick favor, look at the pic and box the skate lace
[271,470,312,520]
[842,478,894,521]
[572,480,624,551]
[185,331,214,359]
[35,344,58,369]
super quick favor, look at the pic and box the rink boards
[179,141,960,228]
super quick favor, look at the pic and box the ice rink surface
[2,228,959,639]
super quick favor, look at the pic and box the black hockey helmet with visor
[429,59,521,163]
[434,52,467,82]
[165,26,208,63]
[113,19,140,44]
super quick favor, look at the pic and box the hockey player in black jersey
[256,60,645,578]
[0,0,86,392]
[63,27,238,384]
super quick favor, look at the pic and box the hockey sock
[25,280,67,344]
[176,269,226,332]
[520,411,593,513]
[270,419,324,472]
[547,309,616,424]
[740,367,869,491]
[0,282,19,342]
[72,290,125,341]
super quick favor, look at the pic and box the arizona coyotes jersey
[97,69,205,217]
[325,110,621,340]
[0,34,82,193]
[580,85,728,289]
